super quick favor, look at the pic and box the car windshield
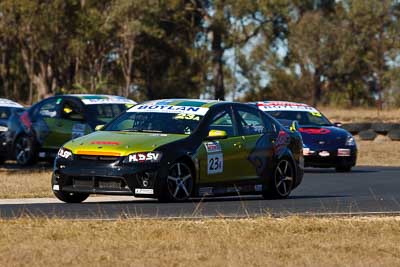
[86,104,128,124]
[105,112,204,135]
[267,111,332,126]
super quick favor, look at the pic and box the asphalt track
[1,166,400,219]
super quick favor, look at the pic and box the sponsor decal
[319,151,330,157]
[20,111,32,129]
[199,187,213,196]
[81,97,136,105]
[135,188,154,195]
[274,130,290,155]
[207,153,223,174]
[127,152,161,163]
[337,148,351,157]
[72,123,86,139]
[257,101,318,112]
[299,128,331,135]
[90,141,121,145]
[128,104,209,116]
[204,141,222,153]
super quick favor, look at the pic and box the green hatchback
[52,99,304,202]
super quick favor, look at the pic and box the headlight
[345,135,356,146]
[0,126,8,132]
[123,152,162,163]
[57,147,73,160]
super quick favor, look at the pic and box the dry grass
[0,165,52,199]
[319,107,400,123]
[357,139,400,166]
[0,216,399,267]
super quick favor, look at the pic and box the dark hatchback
[254,101,357,172]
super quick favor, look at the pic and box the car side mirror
[289,120,299,132]
[95,124,105,131]
[206,129,228,140]
[334,122,342,127]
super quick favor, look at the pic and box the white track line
[0,196,149,205]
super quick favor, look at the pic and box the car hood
[299,126,350,149]
[64,131,188,157]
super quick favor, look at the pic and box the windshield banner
[257,102,317,112]
[128,104,209,116]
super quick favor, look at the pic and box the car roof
[63,94,137,105]
[254,101,318,112]
[141,99,227,108]
[127,99,231,116]
[0,98,24,108]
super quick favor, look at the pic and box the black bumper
[304,149,357,168]
[53,158,165,197]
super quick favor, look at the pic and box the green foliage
[0,0,399,107]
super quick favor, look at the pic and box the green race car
[52,99,304,203]
[5,94,136,165]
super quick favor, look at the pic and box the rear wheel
[14,135,37,166]
[263,159,294,199]
[52,174,89,203]
[158,161,194,202]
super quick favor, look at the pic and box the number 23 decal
[207,153,223,174]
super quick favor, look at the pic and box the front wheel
[263,159,295,199]
[14,135,37,166]
[158,161,194,202]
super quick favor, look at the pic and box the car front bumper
[304,147,357,168]
[53,157,166,197]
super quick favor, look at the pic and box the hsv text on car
[255,101,357,172]
[5,94,136,165]
[52,99,304,203]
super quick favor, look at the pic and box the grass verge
[319,107,400,123]
[0,216,399,267]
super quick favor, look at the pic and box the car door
[234,105,274,180]
[32,97,62,149]
[197,106,247,184]
[50,98,91,148]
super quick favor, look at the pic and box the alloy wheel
[274,159,294,197]
[15,136,31,165]
[167,162,193,201]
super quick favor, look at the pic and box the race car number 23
[207,153,223,174]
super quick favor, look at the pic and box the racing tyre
[14,135,37,166]
[358,129,377,141]
[263,159,294,199]
[335,165,352,172]
[388,129,400,141]
[52,174,89,203]
[158,161,194,202]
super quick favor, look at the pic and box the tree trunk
[312,67,322,107]
[212,27,225,100]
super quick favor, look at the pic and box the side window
[38,99,58,118]
[209,110,236,137]
[61,100,84,121]
[236,108,266,136]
